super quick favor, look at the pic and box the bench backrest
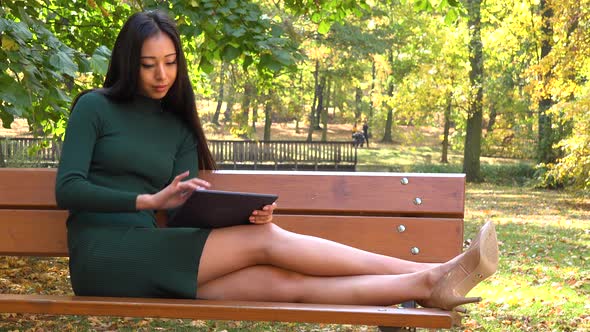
[0,169,465,262]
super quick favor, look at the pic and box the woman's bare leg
[197,223,437,285]
[197,265,434,305]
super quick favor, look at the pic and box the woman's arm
[55,92,139,212]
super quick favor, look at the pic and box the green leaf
[51,87,71,104]
[444,8,459,25]
[9,21,33,41]
[222,45,241,62]
[230,27,246,38]
[414,0,434,12]
[49,51,78,77]
[242,55,253,71]
[77,56,92,73]
[274,50,293,66]
[260,53,282,72]
[0,110,15,129]
[0,76,29,107]
[310,12,322,24]
[270,25,284,38]
[90,54,109,76]
[199,56,214,73]
[93,45,111,58]
[318,20,331,34]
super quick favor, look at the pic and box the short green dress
[55,91,211,298]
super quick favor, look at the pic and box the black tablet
[167,189,278,228]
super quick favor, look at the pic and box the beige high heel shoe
[419,221,499,312]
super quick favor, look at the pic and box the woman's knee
[246,222,286,260]
[265,267,305,302]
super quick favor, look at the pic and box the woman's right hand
[136,171,211,210]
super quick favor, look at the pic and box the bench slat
[0,294,459,328]
[0,211,462,261]
[0,169,465,217]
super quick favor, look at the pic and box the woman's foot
[417,221,499,311]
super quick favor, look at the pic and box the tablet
[167,189,278,228]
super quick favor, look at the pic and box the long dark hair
[89,10,216,170]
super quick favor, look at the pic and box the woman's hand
[136,171,211,210]
[249,202,277,224]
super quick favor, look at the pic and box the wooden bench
[0,168,465,331]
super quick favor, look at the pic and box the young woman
[56,10,498,310]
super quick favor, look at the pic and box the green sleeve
[55,92,138,212]
[167,128,199,219]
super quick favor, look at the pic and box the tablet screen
[167,189,278,228]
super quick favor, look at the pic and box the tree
[462,0,484,182]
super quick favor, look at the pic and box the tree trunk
[307,60,320,142]
[381,52,395,143]
[223,89,234,124]
[487,103,497,133]
[296,71,303,134]
[223,66,236,124]
[264,90,272,141]
[355,87,362,121]
[251,95,258,133]
[369,59,376,119]
[325,77,332,118]
[441,91,453,164]
[314,75,326,130]
[321,78,329,142]
[212,62,227,125]
[236,81,254,139]
[462,0,484,183]
[537,0,557,164]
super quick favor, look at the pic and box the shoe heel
[455,223,499,295]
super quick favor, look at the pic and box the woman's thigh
[197,223,279,285]
[198,265,303,302]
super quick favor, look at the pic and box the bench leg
[378,301,417,332]
[378,327,416,332]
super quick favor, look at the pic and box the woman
[56,10,498,310]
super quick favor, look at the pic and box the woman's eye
[141,64,155,69]
[166,60,177,66]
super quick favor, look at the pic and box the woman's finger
[173,171,190,184]
[249,215,272,224]
[177,181,200,193]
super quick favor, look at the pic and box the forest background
[0,0,589,188]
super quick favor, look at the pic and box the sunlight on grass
[461,184,590,332]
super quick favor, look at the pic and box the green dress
[55,91,211,299]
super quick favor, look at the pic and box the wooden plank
[0,295,459,328]
[0,169,465,217]
[276,216,463,262]
[0,168,58,208]
[200,170,465,217]
[0,210,461,261]
[0,210,68,256]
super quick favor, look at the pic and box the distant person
[362,121,369,148]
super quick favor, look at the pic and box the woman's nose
[155,63,167,80]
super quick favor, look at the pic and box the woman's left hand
[249,202,277,224]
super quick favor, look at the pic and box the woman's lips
[154,85,168,92]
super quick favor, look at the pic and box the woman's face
[138,32,178,99]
